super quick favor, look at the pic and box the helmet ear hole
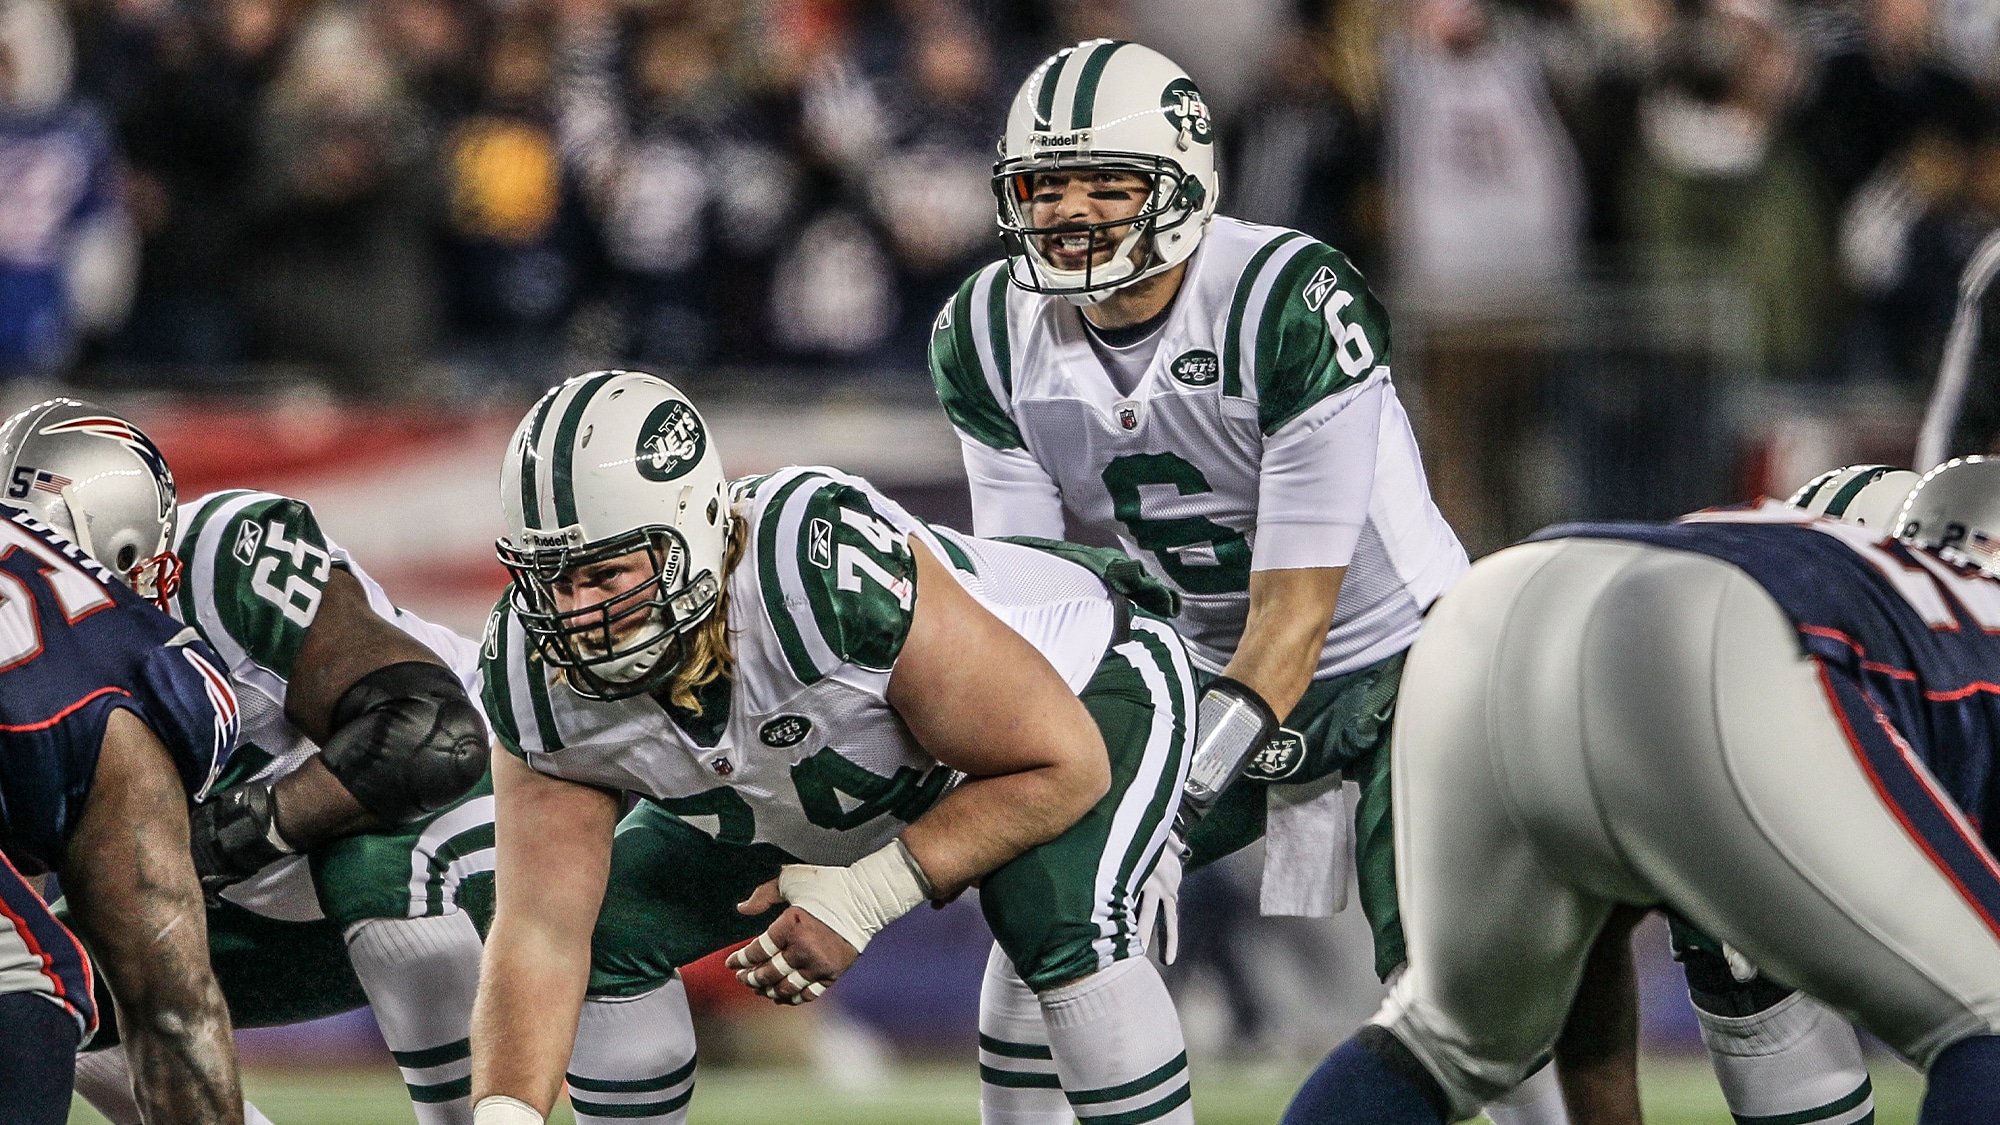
[707,497,719,524]
[115,544,138,571]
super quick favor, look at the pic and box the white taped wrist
[473,1095,544,1125]
[777,839,932,954]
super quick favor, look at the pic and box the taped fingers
[725,933,780,971]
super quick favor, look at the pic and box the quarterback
[0,400,494,1125]
[924,38,1585,1124]
[471,372,1196,1125]
[1281,461,2000,1125]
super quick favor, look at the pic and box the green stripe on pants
[980,619,1191,991]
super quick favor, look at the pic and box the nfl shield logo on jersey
[1117,403,1140,431]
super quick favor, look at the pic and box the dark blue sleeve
[131,635,240,803]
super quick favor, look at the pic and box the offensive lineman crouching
[471,372,1197,1125]
[0,400,494,1125]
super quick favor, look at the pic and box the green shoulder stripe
[478,595,525,756]
[191,493,338,680]
[172,489,257,626]
[1223,231,1309,399]
[1253,241,1388,435]
[930,263,1023,451]
[758,473,917,684]
[478,591,566,757]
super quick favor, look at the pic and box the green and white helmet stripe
[1787,465,1922,532]
[1029,39,1130,134]
[512,370,624,534]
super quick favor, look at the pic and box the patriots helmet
[994,40,1220,305]
[0,398,180,607]
[1786,464,1922,532]
[1897,456,2000,576]
[498,371,732,701]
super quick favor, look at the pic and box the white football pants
[1372,537,2000,1120]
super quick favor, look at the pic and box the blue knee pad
[0,992,82,1125]
[1922,1034,2000,1125]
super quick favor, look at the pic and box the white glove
[1136,843,1184,965]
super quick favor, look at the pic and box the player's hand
[187,781,295,905]
[728,880,860,1005]
[1136,837,1185,965]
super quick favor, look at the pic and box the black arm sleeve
[319,661,488,824]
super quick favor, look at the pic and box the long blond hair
[659,516,748,714]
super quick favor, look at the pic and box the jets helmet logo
[634,400,706,482]
[1160,79,1212,146]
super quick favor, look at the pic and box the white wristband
[775,839,932,955]
[473,1095,544,1125]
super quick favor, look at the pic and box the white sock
[348,912,485,1125]
[978,945,1070,1125]
[1041,957,1193,1125]
[1698,990,1874,1125]
[72,1046,276,1125]
[1483,1061,1571,1125]
[566,976,698,1124]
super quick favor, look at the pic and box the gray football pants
[1372,537,2000,1120]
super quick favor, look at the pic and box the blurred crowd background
[15,0,2000,1093]
[6,0,2000,550]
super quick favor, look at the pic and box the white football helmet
[0,398,180,607]
[498,371,732,700]
[1786,464,1922,531]
[1897,456,2000,575]
[994,39,1220,305]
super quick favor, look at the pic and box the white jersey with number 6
[932,216,1466,677]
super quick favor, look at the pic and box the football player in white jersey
[1280,463,2000,1125]
[471,372,1197,1125]
[930,39,1582,1125]
[0,400,494,1125]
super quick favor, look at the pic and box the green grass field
[69,1054,1927,1123]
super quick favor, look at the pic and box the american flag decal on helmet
[28,470,70,496]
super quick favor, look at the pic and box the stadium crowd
[4,0,2000,551]
[0,0,1991,379]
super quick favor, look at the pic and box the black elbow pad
[320,661,488,824]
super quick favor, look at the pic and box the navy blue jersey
[0,505,238,873]
[1535,503,2000,858]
